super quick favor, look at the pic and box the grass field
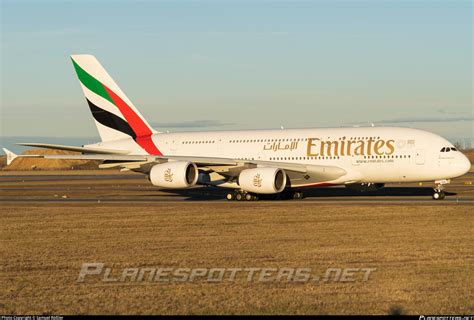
[1,202,472,315]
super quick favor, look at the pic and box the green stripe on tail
[71,58,114,104]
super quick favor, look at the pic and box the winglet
[3,148,18,165]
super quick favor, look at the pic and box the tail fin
[71,54,161,155]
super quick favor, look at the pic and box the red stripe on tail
[103,86,162,155]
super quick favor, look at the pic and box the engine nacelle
[345,183,385,192]
[149,161,198,188]
[238,167,287,194]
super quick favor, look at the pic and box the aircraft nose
[457,153,471,176]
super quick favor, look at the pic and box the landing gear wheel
[432,190,445,200]
[245,193,253,201]
[226,192,235,201]
[293,191,304,200]
[235,193,243,201]
[432,180,449,200]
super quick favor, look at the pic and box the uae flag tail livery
[71,54,162,155]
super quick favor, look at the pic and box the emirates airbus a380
[3,55,471,201]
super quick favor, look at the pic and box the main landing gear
[290,191,304,200]
[432,179,449,200]
[225,190,304,201]
[277,190,304,200]
[226,191,259,201]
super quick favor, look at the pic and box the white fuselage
[91,126,471,188]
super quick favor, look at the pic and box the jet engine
[149,161,198,188]
[238,167,287,194]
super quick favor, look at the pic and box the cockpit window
[440,146,458,152]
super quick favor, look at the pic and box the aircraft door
[170,140,177,152]
[415,149,425,165]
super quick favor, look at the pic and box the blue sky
[1,0,472,143]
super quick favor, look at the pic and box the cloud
[150,120,235,128]
[436,108,468,115]
[350,115,474,125]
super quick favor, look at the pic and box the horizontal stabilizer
[16,143,129,155]
[2,148,18,165]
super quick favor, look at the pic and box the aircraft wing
[16,143,129,154]
[3,149,238,166]
[3,148,346,181]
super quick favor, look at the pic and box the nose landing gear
[432,179,449,200]
[432,190,445,200]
